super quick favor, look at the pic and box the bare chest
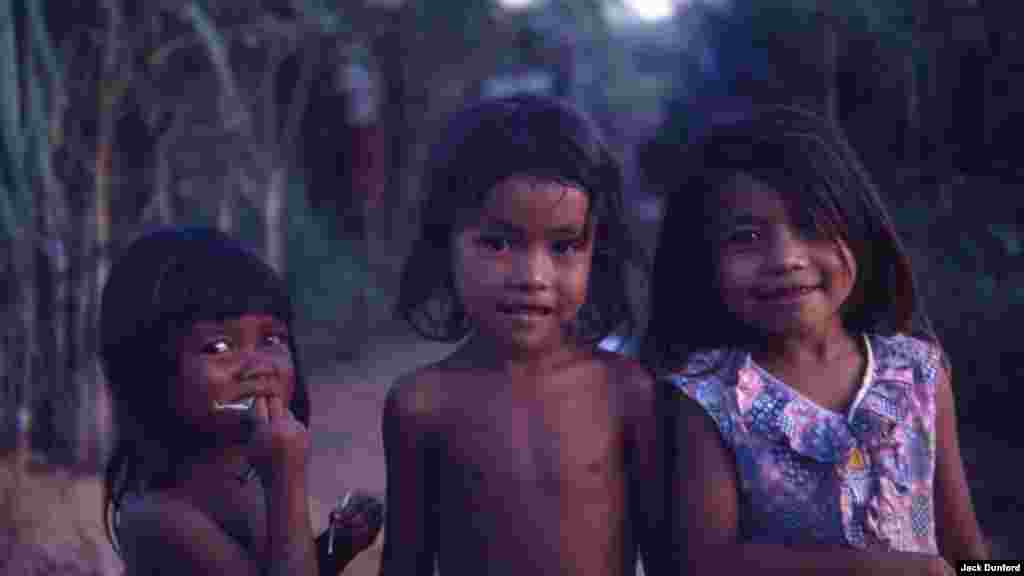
[434,375,631,573]
[449,376,623,487]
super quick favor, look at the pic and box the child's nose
[509,249,553,290]
[239,349,277,380]
[765,230,809,273]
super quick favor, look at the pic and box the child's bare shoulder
[117,490,240,564]
[385,361,450,421]
[592,348,656,394]
[118,490,196,532]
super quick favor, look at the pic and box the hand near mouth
[244,395,311,488]
[213,396,257,413]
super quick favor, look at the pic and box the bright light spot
[496,0,536,10]
[624,0,677,21]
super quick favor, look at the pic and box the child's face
[175,313,295,441]
[453,176,594,353]
[713,173,856,340]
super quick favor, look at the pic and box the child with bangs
[100,226,382,575]
[381,94,669,576]
[642,106,989,574]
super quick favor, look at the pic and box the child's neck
[174,444,254,496]
[457,331,588,379]
[170,444,265,552]
[749,325,866,414]
[751,328,858,369]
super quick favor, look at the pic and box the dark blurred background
[1,0,1020,571]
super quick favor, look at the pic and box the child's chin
[752,315,827,339]
[499,329,563,354]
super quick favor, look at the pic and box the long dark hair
[641,105,937,374]
[397,93,643,345]
[99,226,310,551]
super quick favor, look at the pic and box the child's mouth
[213,396,256,413]
[755,285,818,301]
[497,302,555,318]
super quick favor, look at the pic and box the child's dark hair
[641,105,937,374]
[99,226,310,550]
[398,93,641,344]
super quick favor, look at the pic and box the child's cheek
[452,236,500,297]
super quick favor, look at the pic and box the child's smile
[176,313,296,441]
[714,172,856,339]
[453,176,594,354]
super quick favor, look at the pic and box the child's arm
[118,396,319,575]
[627,369,669,576]
[932,363,990,562]
[118,492,302,576]
[378,373,439,576]
[669,391,955,576]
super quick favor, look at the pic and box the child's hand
[331,491,384,555]
[246,395,310,486]
[317,491,385,574]
[919,555,956,576]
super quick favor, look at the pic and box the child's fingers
[267,394,285,421]
[333,492,385,527]
[252,396,270,423]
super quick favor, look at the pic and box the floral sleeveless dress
[667,334,940,552]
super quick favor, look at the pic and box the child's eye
[477,235,510,253]
[725,228,760,244]
[552,238,583,256]
[263,333,289,348]
[201,338,231,355]
[795,219,827,241]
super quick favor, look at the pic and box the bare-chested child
[380,95,667,576]
[100,227,383,575]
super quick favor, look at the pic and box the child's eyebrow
[722,213,764,227]
[480,219,523,233]
[482,219,584,237]
[190,320,227,332]
[545,225,586,238]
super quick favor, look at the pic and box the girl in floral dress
[642,106,989,575]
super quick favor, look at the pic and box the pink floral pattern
[669,334,939,552]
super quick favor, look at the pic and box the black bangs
[99,227,308,429]
[152,240,293,332]
[642,104,931,375]
[700,127,850,244]
[436,95,615,228]
[100,227,293,370]
[399,94,638,344]
[100,226,312,555]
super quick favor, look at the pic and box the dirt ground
[2,315,1020,575]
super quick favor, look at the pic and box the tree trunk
[96,0,122,295]
[264,165,286,275]
[154,135,174,226]
[12,227,37,454]
[217,176,236,234]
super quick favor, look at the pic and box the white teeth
[214,397,255,412]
